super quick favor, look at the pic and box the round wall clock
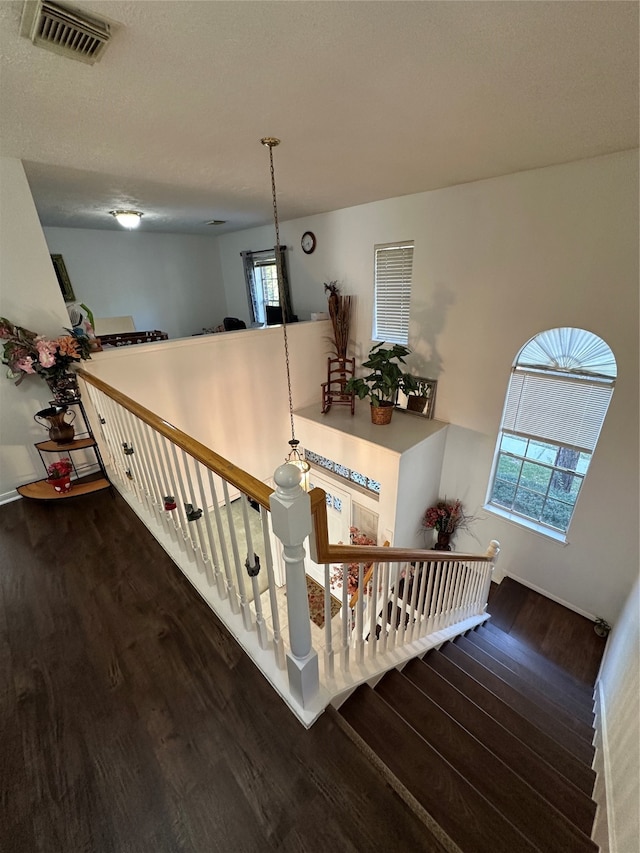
[301,231,316,254]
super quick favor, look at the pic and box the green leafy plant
[400,374,433,398]
[345,342,411,407]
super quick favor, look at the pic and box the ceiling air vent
[21,0,111,65]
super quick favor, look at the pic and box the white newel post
[486,540,501,577]
[269,463,319,707]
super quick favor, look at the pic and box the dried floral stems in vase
[324,282,352,360]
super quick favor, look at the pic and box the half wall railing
[78,368,499,727]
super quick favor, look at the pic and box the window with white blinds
[503,370,614,453]
[373,242,413,344]
[486,328,616,538]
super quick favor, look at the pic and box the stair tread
[467,628,595,724]
[404,658,596,837]
[427,649,596,795]
[339,684,539,853]
[451,637,595,761]
[482,621,595,704]
[377,669,597,852]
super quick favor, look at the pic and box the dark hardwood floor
[0,492,440,853]
[0,491,606,852]
[487,575,606,685]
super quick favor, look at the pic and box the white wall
[43,227,227,340]
[216,150,639,622]
[593,577,640,852]
[81,322,329,487]
[395,428,448,549]
[0,159,73,501]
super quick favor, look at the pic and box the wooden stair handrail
[349,541,390,609]
[78,368,495,567]
[78,368,274,509]
[308,487,494,565]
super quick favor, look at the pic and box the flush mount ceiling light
[110,210,143,229]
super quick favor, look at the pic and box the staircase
[337,620,599,852]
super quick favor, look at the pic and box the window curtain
[241,246,294,324]
[276,246,294,323]
[241,251,259,323]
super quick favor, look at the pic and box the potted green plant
[345,342,411,424]
[594,617,611,638]
[400,374,433,413]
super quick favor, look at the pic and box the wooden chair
[321,357,356,414]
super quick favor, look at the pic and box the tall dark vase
[434,530,452,551]
[46,373,80,404]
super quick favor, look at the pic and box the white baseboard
[0,490,20,506]
[504,571,596,621]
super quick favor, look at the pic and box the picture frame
[50,254,76,302]
[395,377,438,419]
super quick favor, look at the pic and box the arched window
[486,328,616,539]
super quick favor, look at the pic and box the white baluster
[340,563,350,672]
[102,396,132,488]
[324,562,335,678]
[406,561,421,643]
[269,463,319,708]
[139,421,171,534]
[170,442,197,557]
[415,560,431,639]
[397,561,411,646]
[208,472,237,609]
[379,562,390,654]
[223,481,252,632]
[387,563,401,651]
[241,494,267,649]
[154,431,181,543]
[426,563,443,635]
[130,416,158,519]
[181,449,207,574]
[355,563,364,665]
[121,409,150,509]
[194,461,216,588]
[368,561,379,659]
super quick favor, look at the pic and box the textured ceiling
[0,0,637,235]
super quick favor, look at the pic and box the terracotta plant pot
[370,402,394,425]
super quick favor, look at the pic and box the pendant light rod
[261,137,305,469]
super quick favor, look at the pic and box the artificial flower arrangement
[46,458,73,480]
[0,317,92,386]
[422,498,470,534]
[331,526,377,595]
